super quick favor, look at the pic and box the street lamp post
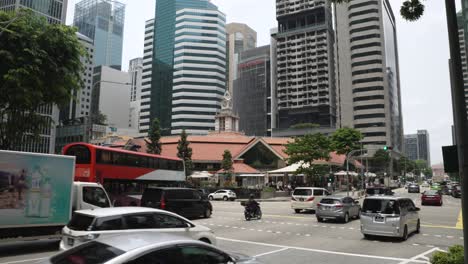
[445,0,468,260]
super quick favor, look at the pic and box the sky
[66,0,457,166]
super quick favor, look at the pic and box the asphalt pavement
[0,187,463,264]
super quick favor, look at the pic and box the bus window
[159,159,168,170]
[96,150,113,164]
[65,145,91,164]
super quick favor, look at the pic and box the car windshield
[141,188,163,205]
[67,213,95,231]
[362,199,400,215]
[51,241,124,264]
[424,190,439,195]
[293,189,312,196]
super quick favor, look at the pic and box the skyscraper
[0,0,68,24]
[272,0,337,131]
[149,0,225,135]
[226,23,257,92]
[129,58,142,130]
[171,7,226,135]
[233,45,271,136]
[0,0,68,153]
[404,130,431,165]
[335,0,404,151]
[457,12,468,119]
[60,32,95,121]
[73,0,125,70]
[139,18,154,134]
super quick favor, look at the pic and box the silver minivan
[360,196,420,240]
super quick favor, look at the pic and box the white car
[60,207,216,250]
[291,187,330,213]
[208,189,237,201]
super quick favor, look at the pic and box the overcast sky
[66,0,456,166]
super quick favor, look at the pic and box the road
[0,188,463,264]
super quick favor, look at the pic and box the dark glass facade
[233,45,271,136]
[0,0,66,24]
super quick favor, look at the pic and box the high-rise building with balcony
[335,0,403,152]
[73,0,125,70]
[147,0,225,135]
[0,0,67,24]
[233,45,271,136]
[457,12,468,120]
[139,18,154,134]
[272,0,337,131]
[226,23,257,93]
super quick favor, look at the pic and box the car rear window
[67,213,95,231]
[166,189,194,200]
[51,241,124,264]
[320,199,341,205]
[142,188,163,203]
[293,189,312,196]
[425,190,439,195]
[362,199,400,215]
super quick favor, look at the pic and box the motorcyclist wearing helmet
[246,194,260,215]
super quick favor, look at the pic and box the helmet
[249,194,255,199]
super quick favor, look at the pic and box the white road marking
[446,236,454,239]
[253,247,289,258]
[397,247,442,264]
[2,258,48,264]
[217,237,428,263]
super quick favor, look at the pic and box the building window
[219,117,225,131]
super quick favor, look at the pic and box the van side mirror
[354,200,359,204]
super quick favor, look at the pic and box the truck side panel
[0,150,75,231]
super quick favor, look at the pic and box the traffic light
[383,146,393,151]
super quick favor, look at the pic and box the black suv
[141,187,212,219]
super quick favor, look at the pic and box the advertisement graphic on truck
[0,151,74,228]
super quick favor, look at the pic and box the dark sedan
[421,190,443,206]
[408,184,420,193]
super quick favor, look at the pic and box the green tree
[0,10,84,150]
[397,156,415,176]
[414,159,429,176]
[91,111,107,125]
[145,118,162,155]
[177,129,193,176]
[285,133,331,185]
[330,0,425,21]
[330,127,364,155]
[221,150,234,186]
[372,149,391,173]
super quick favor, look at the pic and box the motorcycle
[241,201,262,221]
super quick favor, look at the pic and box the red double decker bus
[63,143,185,206]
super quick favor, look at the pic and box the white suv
[208,189,237,201]
[60,207,216,250]
[291,187,330,213]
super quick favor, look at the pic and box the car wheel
[230,198,235,201]
[208,196,213,201]
[343,213,349,223]
[363,234,372,239]
[199,238,211,244]
[440,201,443,206]
[294,209,301,214]
[204,208,212,218]
[416,219,421,234]
[401,225,408,241]
[356,211,361,219]
[317,217,323,222]
[223,196,228,201]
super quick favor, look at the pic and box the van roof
[294,187,325,190]
[145,187,194,191]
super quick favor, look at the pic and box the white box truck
[0,150,111,242]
